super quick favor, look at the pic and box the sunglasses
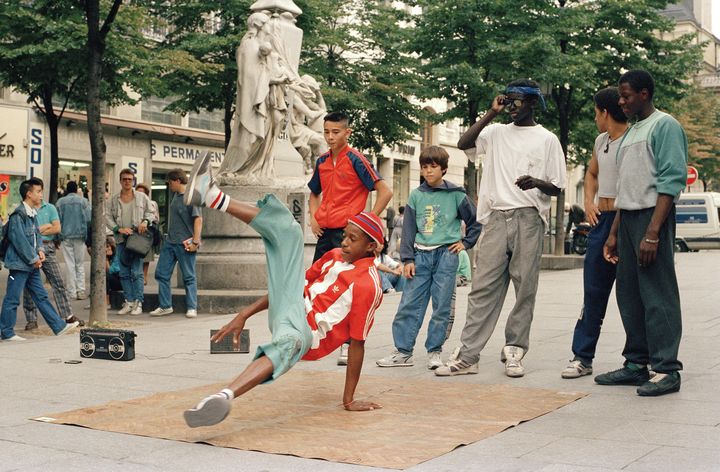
[121,177,134,182]
[502,97,525,109]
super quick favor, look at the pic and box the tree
[297,0,422,155]
[158,2,252,149]
[674,85,720,191]
[0,1,88,203]
[408,0,703,254]
[83,0,178,325]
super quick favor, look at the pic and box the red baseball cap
[347,211,384,246]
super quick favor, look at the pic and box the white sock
[219,388,235,400]
[206,186,230,212]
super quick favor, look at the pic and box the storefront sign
[151,140,224,167]
[121,156,146,184]
[0,106,29,175]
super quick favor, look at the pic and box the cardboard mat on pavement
[34,370,586,469]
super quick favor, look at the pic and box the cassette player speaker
[80,329,136,361]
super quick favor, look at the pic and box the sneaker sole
[435,369,478,376]
[561,370,592,379]
[184,396,231,428]
[376,362,414,368]
[506,371,525,378]
[594,375,649,386]
[150,311,174,317]
[636,383,681,397]
[185,150,210,206]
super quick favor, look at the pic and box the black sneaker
[594,365,650,386]
[24,321,38,331]
[637,372,681,397]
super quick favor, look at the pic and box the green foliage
[407,0,703,168]
[674,86,720,190]
[157,1,253,134]
[0,0,175,202]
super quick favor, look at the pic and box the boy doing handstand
[183,151,384,428]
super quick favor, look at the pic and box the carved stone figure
[288,74,326,173]
[219,12,293,181]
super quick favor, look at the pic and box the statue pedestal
[192,184,312,313]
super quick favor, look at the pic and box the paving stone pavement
[0,251,718,471]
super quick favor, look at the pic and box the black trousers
[616,206,682,373]
[312,228,345,262]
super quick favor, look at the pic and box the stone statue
[219,12,294,181]
[288,74,326,174]
[220,0,326,182]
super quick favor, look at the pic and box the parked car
[675,192,720,252]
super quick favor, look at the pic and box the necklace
[603,131,626,153]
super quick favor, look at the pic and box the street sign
[687,166,698,186]
[0,174,9,195]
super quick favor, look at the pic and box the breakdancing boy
[182,152,384,428]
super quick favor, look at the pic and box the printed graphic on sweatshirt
[420,205,442,235]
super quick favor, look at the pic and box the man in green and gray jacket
[598,69,687,397]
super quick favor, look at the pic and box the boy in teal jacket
[377,146,482,370]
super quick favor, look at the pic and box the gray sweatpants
[458,208,544,364]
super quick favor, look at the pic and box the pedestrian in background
[106,169,154,316]
[149,169,202,319]
[135,183,159,285]
[0,178,79,341]
[56,180,91,300]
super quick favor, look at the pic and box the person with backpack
[0,178,79,341]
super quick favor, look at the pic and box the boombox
[80,329,136,361]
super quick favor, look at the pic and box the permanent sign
[687,166,698,186]
[151,139,224,168]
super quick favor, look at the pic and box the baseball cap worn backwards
[347,211,384,246]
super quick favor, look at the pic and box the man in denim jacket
[0,178,79,341]
[105,169,155,315]
[56,180,91,300]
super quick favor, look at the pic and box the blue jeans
[117,243,144,303]
[155,242,198,310]
[380,272,406,293]
[392,246,458,354]
[1,269,67,339]
[570,211,617,365]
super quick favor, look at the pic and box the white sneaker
[56,321,79,336]
[561,360,593,379]
[337,343,349,366]
[435,357,479,376]
[150,307,174,317]
[185,150,216,207]
[427,351,443,370]
[184,391,232,428]
[185,309,197,318]
[130,301,143,316]
[5,335,26,342]
[376,350,414,367]
[117,301,133,315]
[501,345,525,378]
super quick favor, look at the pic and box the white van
[675,192,720,252]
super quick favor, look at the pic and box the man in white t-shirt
[436,79,567,378]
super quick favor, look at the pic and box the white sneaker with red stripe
[185,150,228,211]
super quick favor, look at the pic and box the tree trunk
[553,86,571,256]
[40,90,60,203]
[86,0,108,325]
